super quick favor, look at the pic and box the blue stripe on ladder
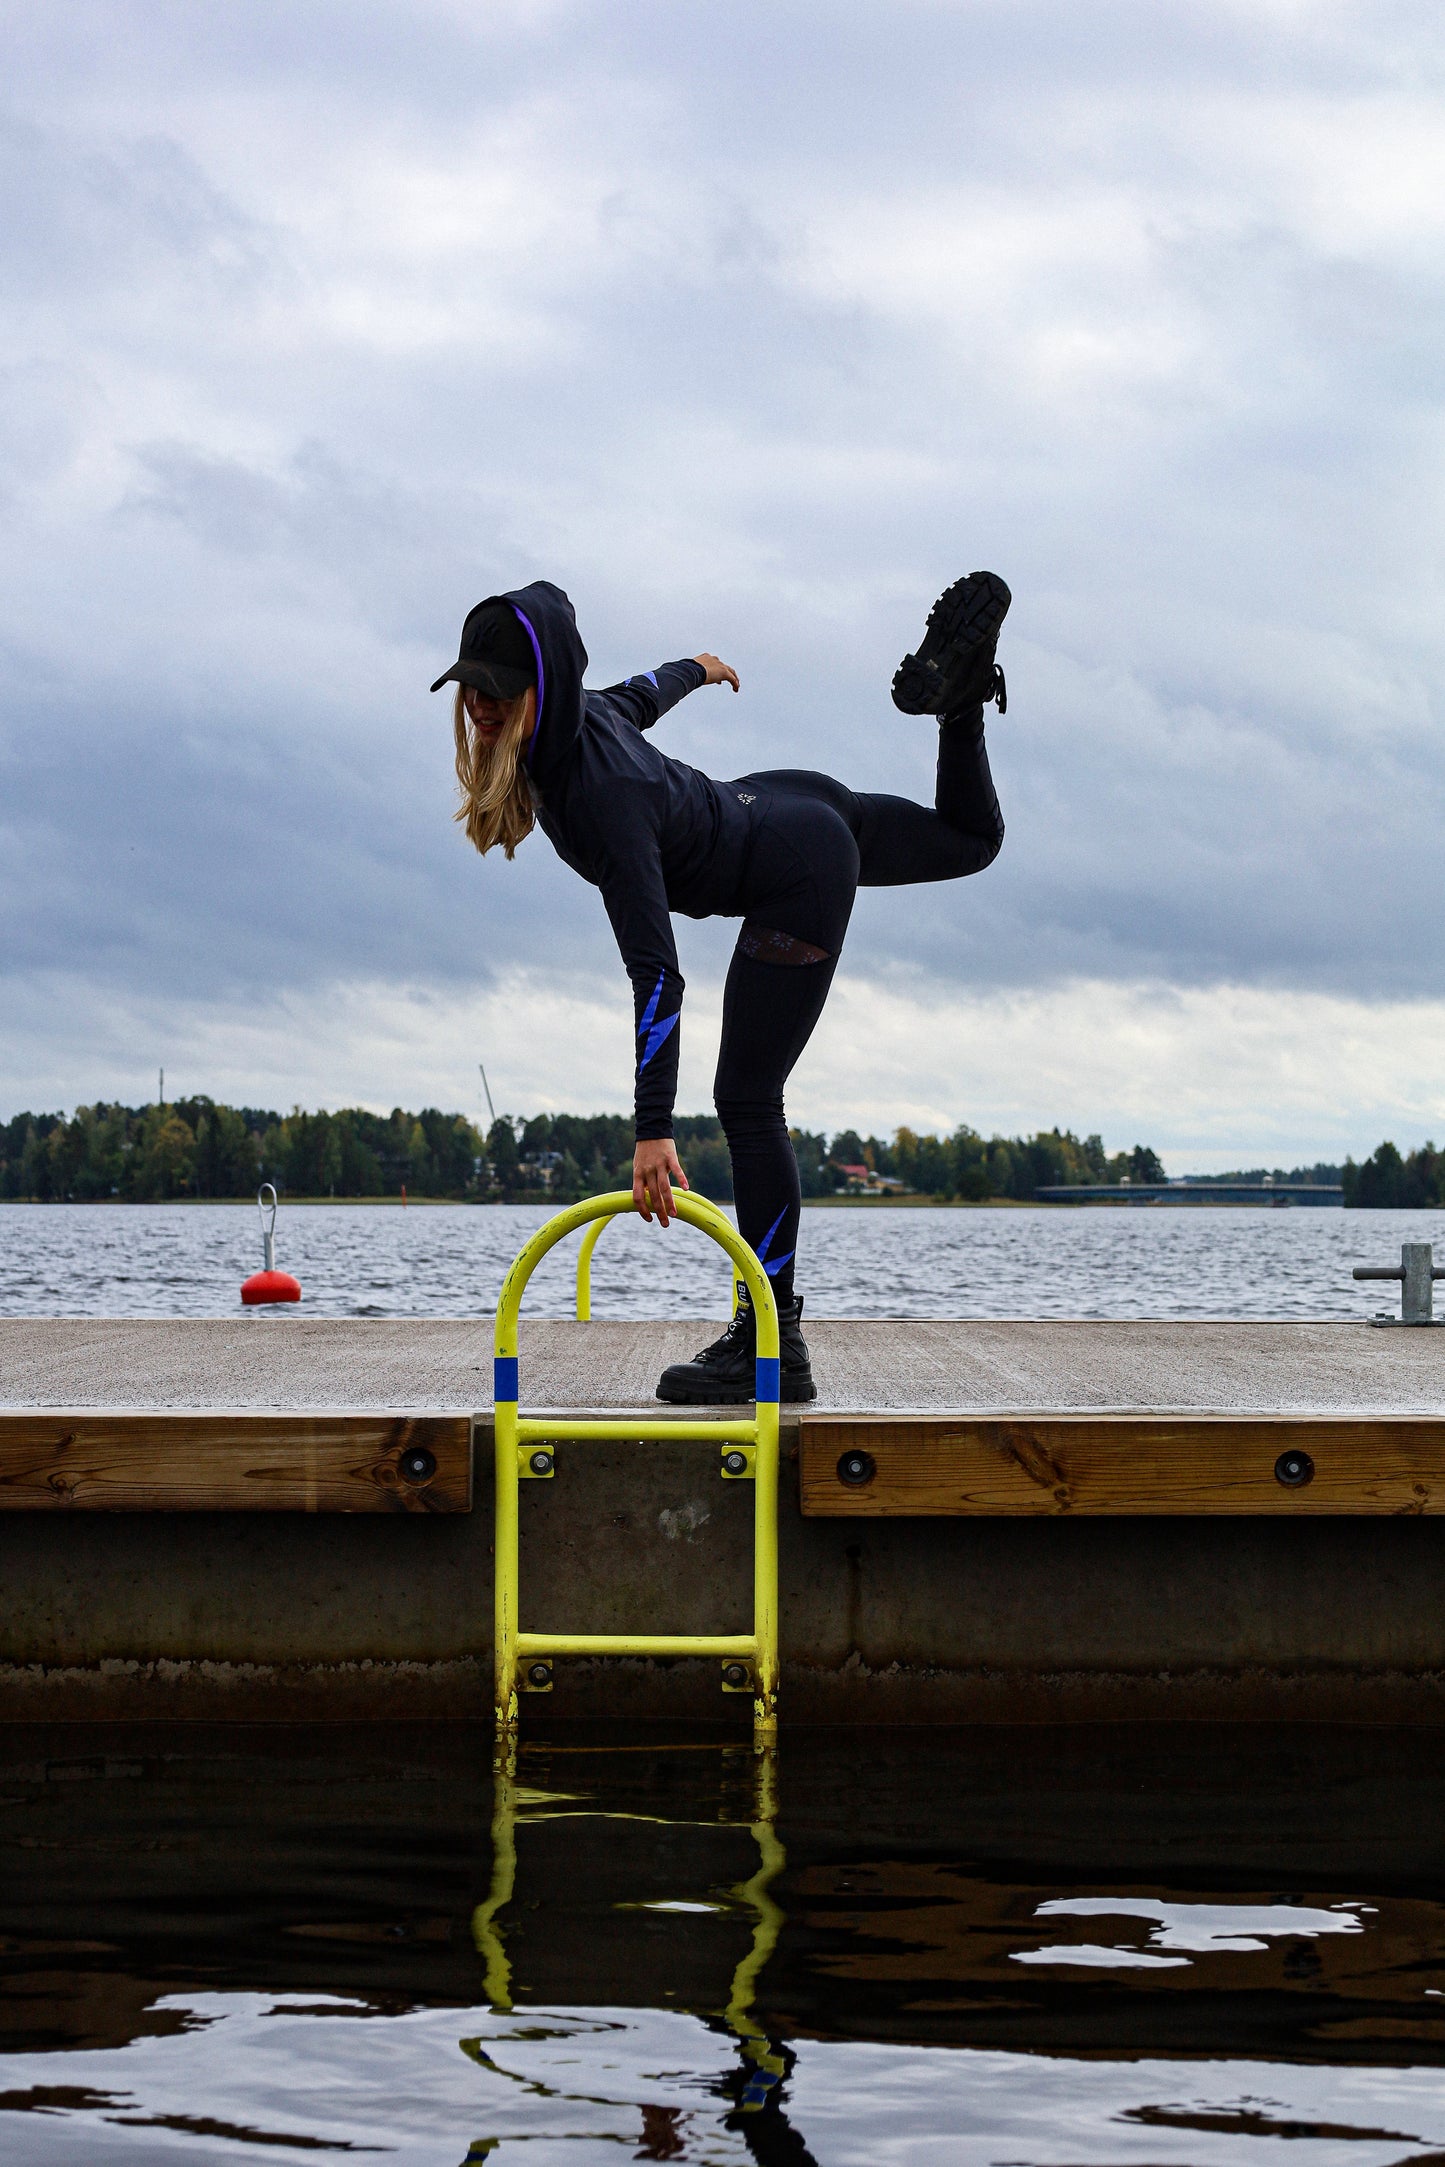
[494,1355,519,1403]
[754,1356,780,1405]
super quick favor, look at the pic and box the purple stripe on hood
[511,606,545,767]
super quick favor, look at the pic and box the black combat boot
[891,569,1010,718]
[657,1284,817,1405]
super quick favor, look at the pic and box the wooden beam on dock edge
[799,1414,1445,1516]
[0,1413,472,1512]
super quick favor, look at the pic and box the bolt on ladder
[1354,1240,1445,1326]
[492,1189,781,1740]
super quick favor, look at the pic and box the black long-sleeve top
[496,581,752,1139]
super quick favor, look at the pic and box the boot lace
[695,1293,753,1362]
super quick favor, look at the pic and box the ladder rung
[517,1632,758,1659]
[515,1417,761,1445]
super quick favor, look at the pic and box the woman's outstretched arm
[596,655,739,732]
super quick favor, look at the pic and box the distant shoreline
[0,1191,1029,1208]
[800,1193,1035,1208]
[0,1192,1339,1210]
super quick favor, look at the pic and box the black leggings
[714,713,1003,1305]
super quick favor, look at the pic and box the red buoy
[242,1184,302,1306]
[242,1267,301,1305]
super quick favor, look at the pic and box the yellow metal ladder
[492,1189,781,1740]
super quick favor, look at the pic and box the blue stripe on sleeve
[638,972,664,1036]
[639,1009,680,1070]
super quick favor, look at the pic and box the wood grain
[799,1414,1445,1516]
[0,1412,472,1512]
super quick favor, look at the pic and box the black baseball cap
[430,600,537,697]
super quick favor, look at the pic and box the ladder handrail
[576,1193,741,1320]
[492,1189,780,1740]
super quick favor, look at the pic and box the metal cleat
[1353,1241,1445,1326]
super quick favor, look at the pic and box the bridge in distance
[1034,1182,1344,1205]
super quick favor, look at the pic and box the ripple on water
[2,1200,1443,1319]
[4,1725,1445,2165]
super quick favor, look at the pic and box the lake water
[9,1204,1445,2160]
[4,1721,1445,2166]
[0,1200,1441,1321]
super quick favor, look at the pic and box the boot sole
[656,1376,818,1405]
[891,570,1011,714]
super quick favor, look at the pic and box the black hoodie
[495,581,752,1140]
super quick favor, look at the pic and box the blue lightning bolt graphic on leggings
[753,1206,795,1279]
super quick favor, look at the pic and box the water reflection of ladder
[491,1191,780,1740]
[470,1740,786,2109]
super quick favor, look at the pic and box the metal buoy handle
[257,1183,278,1272]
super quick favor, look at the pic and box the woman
[432,572,1008,1403]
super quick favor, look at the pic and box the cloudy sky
[3,0,1443,1166]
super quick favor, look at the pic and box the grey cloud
[0,109,277,302]
[2,0,1445,1061]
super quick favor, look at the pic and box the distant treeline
[833,1126,1166,1201]
[1,1097,1169,1204]
[0,1099,484,1203]
[1343,1141,1445,1208]
[2,1101,1429,1205]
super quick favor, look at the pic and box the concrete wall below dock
[5,1422,1445,1724]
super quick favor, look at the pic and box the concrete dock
[4,1316,1445,1723]
[9,1313,1445,1411]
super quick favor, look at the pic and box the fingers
[634,1146,688,1226]
[661,1146,690,1222]
[694,653,740,692]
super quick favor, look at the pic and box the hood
[492,580,588,787]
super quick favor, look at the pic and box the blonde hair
[452,685,536,858]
